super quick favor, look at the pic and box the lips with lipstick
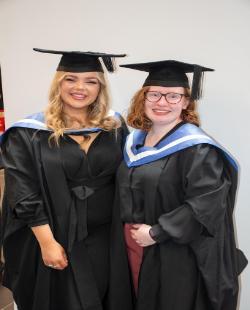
[70,92,88,100]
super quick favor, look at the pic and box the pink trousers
[124,223,144,294]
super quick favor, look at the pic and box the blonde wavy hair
[127,86,200,130]
[45,71,119,144]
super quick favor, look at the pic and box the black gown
[114,123,247,310]
[1,124,133,310]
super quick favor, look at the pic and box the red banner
[0,109,5,132]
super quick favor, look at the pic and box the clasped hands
[130,224,156,247]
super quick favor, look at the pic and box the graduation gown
[0,113,133,310]
[114,122,247,310]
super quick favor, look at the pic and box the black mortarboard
[120,60,214,100]
[34,48,126,73]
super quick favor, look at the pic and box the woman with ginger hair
[112,60,248,310]
[0,48,133,310]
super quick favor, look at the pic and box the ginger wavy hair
[45,71,119,144]
[127,86,200,130]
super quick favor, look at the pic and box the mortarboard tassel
[191,66,204,100]
[102,56,116,73]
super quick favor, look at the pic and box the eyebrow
[64,75,99,80]
[64,75,77,79]
[85,77,99,80]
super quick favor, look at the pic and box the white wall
[0,0,249,308]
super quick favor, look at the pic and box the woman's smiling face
[144,86,189,127]
[60,72,101,114]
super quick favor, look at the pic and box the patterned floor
[0,284,13,310]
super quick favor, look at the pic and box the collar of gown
[123,123,238,170]
[0,110,119,142]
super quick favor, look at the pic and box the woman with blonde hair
[0,48,133,310]
[112,60,248,310]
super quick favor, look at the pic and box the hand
[130,224,156,247]
[31,224,68,270]
[40,239,68,270]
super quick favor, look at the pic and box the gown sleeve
[1,128,49,227]
[151,144,232,244]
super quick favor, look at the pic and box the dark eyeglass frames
[144,91,189,104]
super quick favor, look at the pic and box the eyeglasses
[144,91,189,104]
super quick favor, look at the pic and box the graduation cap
[33,48,126,73]
[120,60,214,100]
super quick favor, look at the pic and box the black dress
[1,124,133,310]
[114,123,247,310]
